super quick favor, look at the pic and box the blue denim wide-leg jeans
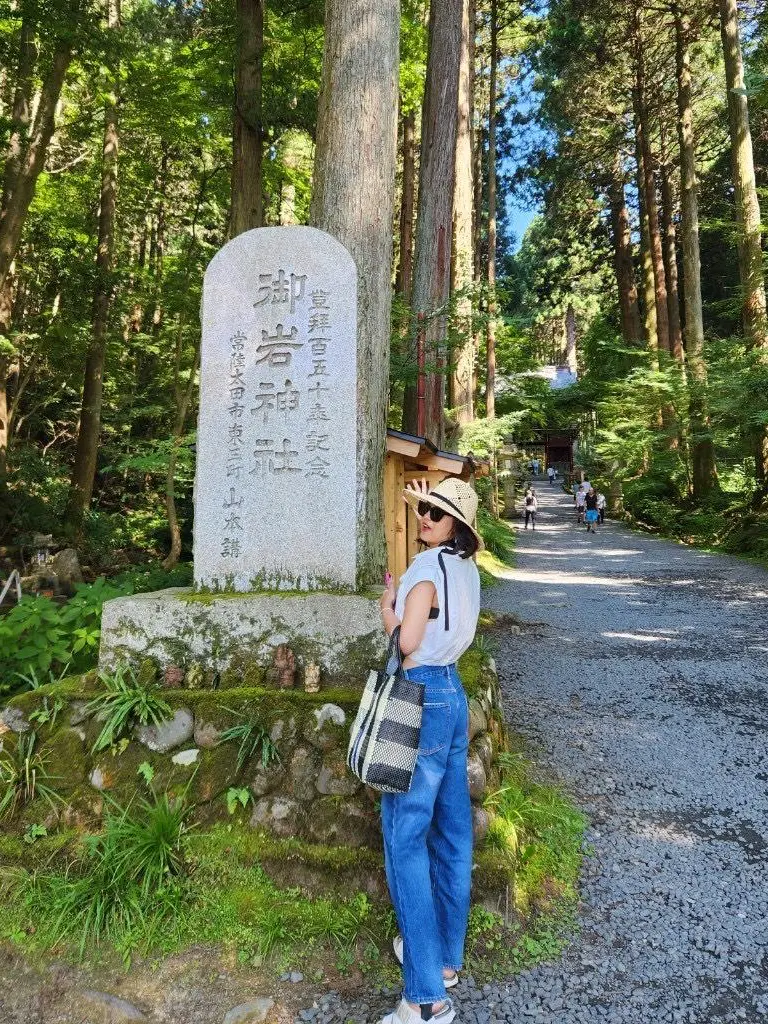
[380,663,473,1005]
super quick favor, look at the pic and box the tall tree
[719,0,768,487]
[66,0,121,530]
[450,0,474,424]
[0,28,75,469]
[403,0,463,443]
[673,2,717,494]
[231,0,265,236]
[635,144,659,359]
[396,108,416,299]
[0,42,73,321]
[658,154,684,362]
[310,0,399,586]
[485,0,498,419]
[631,3,671,357]
[608,161,643,346]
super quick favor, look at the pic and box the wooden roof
[386,429,488,477]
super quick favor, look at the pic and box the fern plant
[86,664,172,753]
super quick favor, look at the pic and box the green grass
[0,739,587,976]
[477,509,515,588]
[15,792,190,959]
[217,708,281,773]
[0,732,63,821]
[85,664,172,753]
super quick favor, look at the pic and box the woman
[523,487,537,530]
[377,477,483,1024]
[584,486,599,533]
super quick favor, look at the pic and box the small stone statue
[269,644,296,689]
[163,664,185,688]
[304,662,321,693]
[184,663,206,689]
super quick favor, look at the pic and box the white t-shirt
[597,493,606,509]
[575,490,586,507]
[394,546,480,667]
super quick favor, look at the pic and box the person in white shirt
[378,477,482,1024]
[547,466,555,485]
[596,490,606,524]
[532,458,540,476]
[575,485,586,524]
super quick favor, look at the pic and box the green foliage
[23,824,48,845]
[86,664,172,753]
[0,732,62,821]
[484,749,587,917]
[0,566,192,696]
[477,508,516,562]
[226,787,252,815]
[0,580,115,685]
[217,709,281,774]
[137,762,155,788]
[28,694,65,729]
[19,792,190,958]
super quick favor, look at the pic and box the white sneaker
[392,936,459,989]
[378,997,455,1024]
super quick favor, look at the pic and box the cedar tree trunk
[310,0,399,588]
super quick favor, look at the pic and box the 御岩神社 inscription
[193,227,357,591]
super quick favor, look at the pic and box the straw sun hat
[403,478,485,552]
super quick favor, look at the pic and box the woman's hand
[404,477,430,514]
[379,578,396,613]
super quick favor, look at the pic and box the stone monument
[99,227,385,683]
[195,227,357,592]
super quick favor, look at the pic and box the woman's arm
[399,581,436,656]
[380,579,436,655]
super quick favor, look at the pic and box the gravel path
[303,486,768,1024]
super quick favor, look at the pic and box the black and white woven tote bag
[346,627,424,794]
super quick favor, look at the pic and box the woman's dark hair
[452,520,479,559]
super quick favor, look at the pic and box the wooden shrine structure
[384,429,486,585]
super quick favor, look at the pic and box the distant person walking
[547,466,555,486]
[597,490,606,525]
[524,488,537,530]
[584,487,599,533]
[575,485,586,525]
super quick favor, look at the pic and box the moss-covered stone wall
[0,649,507,853]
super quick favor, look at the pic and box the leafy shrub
[477,507,515,562]
[23,792,190,956]
[112,561,193,593]
[0,578,123,687]
[86,664,172,753]
[0,732,62,821]
[0,563,192,694]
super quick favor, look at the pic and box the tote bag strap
[384,625,404,676]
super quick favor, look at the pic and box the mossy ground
[0,728,586,982]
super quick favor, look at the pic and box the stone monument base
[99,588,386,688]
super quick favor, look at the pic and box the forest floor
[304,484,768,1024]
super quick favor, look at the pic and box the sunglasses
[417,501,448,522]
